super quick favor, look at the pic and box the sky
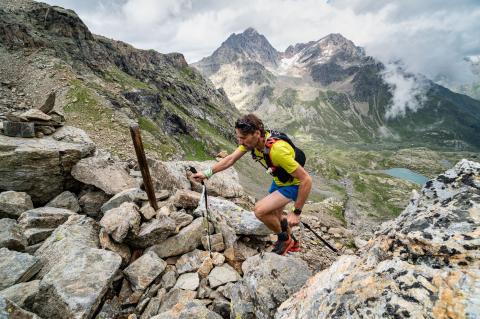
[41,0,480,85]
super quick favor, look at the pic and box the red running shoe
[272,234,295,256]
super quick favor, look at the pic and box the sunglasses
[235,119,254,131]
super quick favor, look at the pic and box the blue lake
[384,168,429,185]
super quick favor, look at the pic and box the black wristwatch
[293,208,302,215]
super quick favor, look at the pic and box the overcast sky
[42,0,480,84]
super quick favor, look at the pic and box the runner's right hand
[191,172,207,182]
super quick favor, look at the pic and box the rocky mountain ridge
[194,28,480,151]
[0,124,478,318]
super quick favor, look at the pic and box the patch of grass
[103,66,153,90]
[178,134,210,160]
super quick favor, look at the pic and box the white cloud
[42,0,480,86]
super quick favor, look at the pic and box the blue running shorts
[269,181,299,201]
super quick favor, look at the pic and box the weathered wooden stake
[129,124,158,211]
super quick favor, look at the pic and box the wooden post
[129,124,158,211]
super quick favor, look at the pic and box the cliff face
[0,0,240,160]
[276,159,480,318]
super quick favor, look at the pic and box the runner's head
[235,114,265,150]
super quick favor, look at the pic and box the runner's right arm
[192,148,246,182]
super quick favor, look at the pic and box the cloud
[42,0,480,87]
[381,63,429,119]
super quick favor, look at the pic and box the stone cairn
[0,91,65,138]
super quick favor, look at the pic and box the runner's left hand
[287,211,300,227]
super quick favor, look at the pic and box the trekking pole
[189,167,212,257]
[302,221,340,255]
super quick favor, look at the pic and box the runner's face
[236,129,260,150]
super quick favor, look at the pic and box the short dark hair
[235,114,265,136]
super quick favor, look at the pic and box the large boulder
[123,251,167,291]
[18,207,76,229]
[0,280,40,309]
[150,160,244,198]
[33,248,122,319]
[0,248,41,290]
[0,126,95,205]
[71,151,138,195]
[34,214,100,278]
[45,191,80,213]
[276,160,480,319]
[125,216,176,248]
[100,202,141,243]
[0,191,34,219]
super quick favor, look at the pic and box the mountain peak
[243,27,259,36]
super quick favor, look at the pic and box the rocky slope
[194,28,480,151]
[0,0,240,161]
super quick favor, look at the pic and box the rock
[0,126,95,205]
[198,257,214,278]
[0,280,40,309]
[173,189,201,209]
[175,249,210,274]
[35,125,56,136]
[123,251,167,291]
[140,295,163,319]
[33,247,122,319]
[240,252,311,319]
[23,228,55,245]
[157,288,197,314]
[71,153,138,195]
[174,272,200,290]
[140,203,156,220]
[212,297,231,318]
[20,109,52,121]
[276,160,480,319]
[100,188,146,213]
[0,191,34,219]
[0,218,27,251]
[2,121,35,138]
[99,228,131,266]
[208,263,241,288]
[160,266,178,290]
[229,282,255,319]
[354,237,368,249]
[34,214,99,278]
[217,282,235,300]
[0,248,41,290]
[100,202,141,243]
[0,297,41,319]
[18,207,76,229]
[170,209,194,230]
[212,252,225,266]
[78,190,109,217]
[126,216,176,248]
[45,191,80,213]
[147,217,205,258]
[38,91,56,114]
[153,301,223,319]
[202,233,225,252]
[194,195,271,248]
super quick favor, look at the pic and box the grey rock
[2,121,35,138]
[160,266,178,290]
[147,217,205,258]
[99,228,131,266]
[174,272,200,290]
[34,214,99,278]
[45,191,80,213]
[230,282,255,319]
[176,249,210,274]
[100,188,146,213]
[170,209,194,230]
[18,207,76,229]
[276,160,480,319]
[35,125,56,136]
[140,295,162,319]
[126,216,176,248]
[123,251,167,291]
[20,109,51,121]
[202,233,225,252]
[212,296,231,318]
[208,263,241,288]
[0,296,41,319]
[139,203,156,220]
[23,227,55,245]
[71,154,138,195]
[240,252,311,319]
[33,247,121,319]
[0,191,34,219]
[38,91,56,114]
[0,248,41,290]
[0,126,95,205]
[173,189,201,209]
[100,202,141,243]
[153,301,222,319]
[157,288,197,313]
[0,218,27,251]
[0,280,40,309]
[78,190,109,217]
